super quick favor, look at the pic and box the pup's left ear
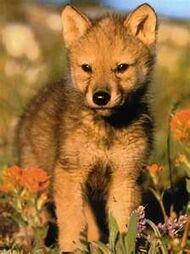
[124,3,157,47]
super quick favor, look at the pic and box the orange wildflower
[175,154,187,167]
[21,167,49,193]
[0,166,23,192]
[147,164,163,174]
[171,109,190,141]
[0,183,11,192]
[0,166,49,193]
[4,166,22,185]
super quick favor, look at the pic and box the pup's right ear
[61,5,92,48]
[124,3,157,47]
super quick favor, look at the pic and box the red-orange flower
[4,166,22,185]
[171,109,190,140]
[0,166,23,192]
[0,166,49,193]
[175,154,187,167]
[147,164,163,174]
[21,167,49,193]
[0,183,11,192]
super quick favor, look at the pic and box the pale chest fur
[60,111,148,179]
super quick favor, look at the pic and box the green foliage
[79,212,138,254]
[146,220,168,254]
[125,212,138,254]
[77,211,169,254]
[108,214,120,252]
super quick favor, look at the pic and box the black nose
[93,91,111,106]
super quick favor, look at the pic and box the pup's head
[61,3,157,116]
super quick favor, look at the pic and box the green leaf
[148,239,157,254]
[146,220,168,254]
[157,240,168,254]
[46,246,60,254]
[108,214,119,252]
[31,248,45,254]
[149,188,162,203]
[115,234,126,253]
[146,220,162,238]
[35,226,47,239]
[186,178,190,193]
[125,212,138,254]
[76,243,89,253]
[90,241,109,254]
[12,212,28,228]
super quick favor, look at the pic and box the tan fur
[17,4,157,252]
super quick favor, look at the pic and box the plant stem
[159,198,168,224]
[179,216,190,254]
[150,187,168,223]
[167,111,173,188]
[24,226,32,252]
[34,194,47,248]
[155,187,168,223]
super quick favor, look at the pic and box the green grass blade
[108,214,119,252]
[125,212,138,254]
[148,239,157,254]
[115,234,126,254]
[90,241,109,254]
[146,220,168,254]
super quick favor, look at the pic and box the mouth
[87,100,126,112]
[88,105,123,117]
[91,106,113,110]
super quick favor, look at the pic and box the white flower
[46,13,62,31]
[2,24,41,61]
[25,65,45,84]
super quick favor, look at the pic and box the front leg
[107,130,149,233]
[54,167,87,252]
[107,172,141,232]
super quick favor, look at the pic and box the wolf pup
[17,3,157,252]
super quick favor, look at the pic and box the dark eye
[116,63,129,73]
[81,64,92,73]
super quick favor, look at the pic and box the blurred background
[0,0,190,186]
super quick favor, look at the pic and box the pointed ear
[61,5,92,48]
[124,3,157,47]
